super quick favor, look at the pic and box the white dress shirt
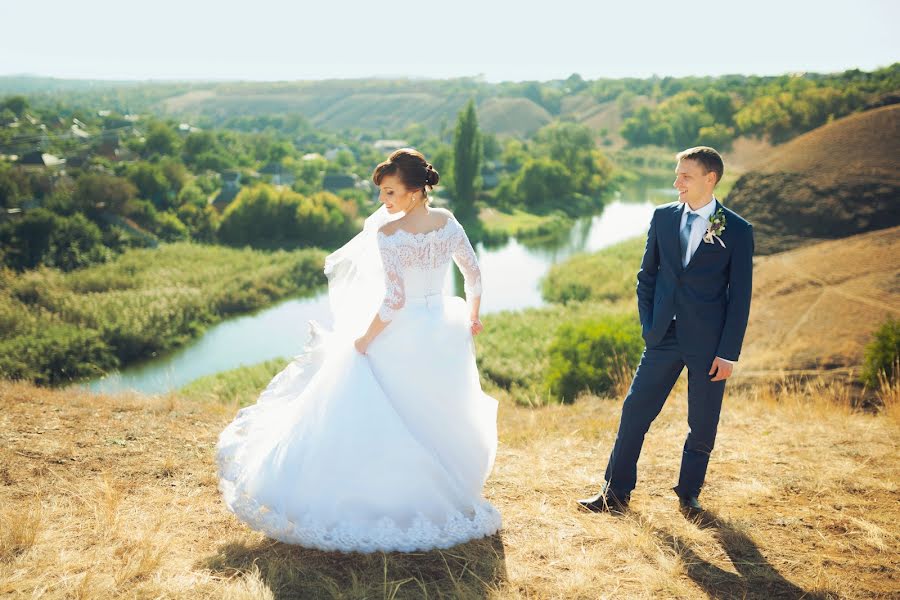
[680,197,718,267]
[675,197,735,365]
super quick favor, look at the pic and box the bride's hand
[470,318,483,336]
[354,336,370,354]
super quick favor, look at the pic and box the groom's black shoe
[577,487,630,514]
[675,491,704,514]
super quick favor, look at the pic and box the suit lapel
[668,203,685,271]
[669,202,684,273]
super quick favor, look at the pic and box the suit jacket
[637,200,754,361]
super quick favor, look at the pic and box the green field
[0,243,326,384]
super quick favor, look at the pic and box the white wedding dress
[215,207,501,553]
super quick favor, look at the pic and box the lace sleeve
[377,233,405,322]
[450,219,482,299]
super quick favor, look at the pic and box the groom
[579,146,754,514]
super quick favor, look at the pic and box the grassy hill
[726,105,900,255]
[478,97,553,136]
[168,92,535,136]
[157,79,644,138]
[740,226,900,376]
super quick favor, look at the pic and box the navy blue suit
[604,200,754,499]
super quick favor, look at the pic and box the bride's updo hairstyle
[372,148,440,203]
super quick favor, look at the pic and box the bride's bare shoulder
[378,220,404,236]
[429,207,456,226]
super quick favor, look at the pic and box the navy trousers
[603,320,726,498]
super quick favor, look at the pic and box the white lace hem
[216,454,502,553]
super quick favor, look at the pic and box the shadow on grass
[199,532,507,599]
[653,509,836,599]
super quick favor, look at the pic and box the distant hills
[3,67,898,150]
[159,81,616,138]
[0,75,653,141]
[726,104,900,255]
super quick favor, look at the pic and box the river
[83,190,672,395]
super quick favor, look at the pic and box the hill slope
[160,80,609,136]
[726,105,900,255]
[740,225,900,375]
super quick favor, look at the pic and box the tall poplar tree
[452,99,482,219]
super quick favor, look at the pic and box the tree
[1,95,28,117]
[481,132,501,161]
[143,122,179,157]
[0,208,57,269]
[182,131,235,170]
[533,122,613,197]
[861,318,900,389]
[565,73,587,94]
[125,162,171,209]
[45,213,109,271]
[71,173,137,219]
[452,99,482,219]
[702,89,736,126]
[515,158,573,211]
[696,124,736,150]
[176,183,208,208]
[219,185,357,249]
[268,141,294,164]
[176,203,220,243]
[0,209,108,271]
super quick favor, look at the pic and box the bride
[215,148,501,553]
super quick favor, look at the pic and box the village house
[259,162,295,187]
[210,169,242,211]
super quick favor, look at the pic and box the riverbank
[0,243,326,385]
[478,207,573,245]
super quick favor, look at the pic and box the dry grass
[740,225,900,376]
[725,105,900,256]
[755,104,900,186]
[1,376,898,599]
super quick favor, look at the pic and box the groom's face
[674,159,716,206]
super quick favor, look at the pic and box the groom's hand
[709,357,734,381]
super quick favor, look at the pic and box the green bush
[219,185,358,250]
[0,243,326,385]
[152,211,190,242]
[0,323,118,385]
[0,209,111,272]
[861,318,900,388]
[545,315,644,403]
[179,357,289,406]
[542,236,644,304]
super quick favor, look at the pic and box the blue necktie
[680,212,698,265]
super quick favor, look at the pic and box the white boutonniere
[703,208,726,247]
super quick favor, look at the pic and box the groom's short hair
[676,146,724,185]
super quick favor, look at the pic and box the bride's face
[378,174,418,214]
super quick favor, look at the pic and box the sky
[1,0,897,82]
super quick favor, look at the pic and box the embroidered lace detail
[376,217,482,322]
[217,430,502,553]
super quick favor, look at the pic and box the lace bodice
[376,216,482,322]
